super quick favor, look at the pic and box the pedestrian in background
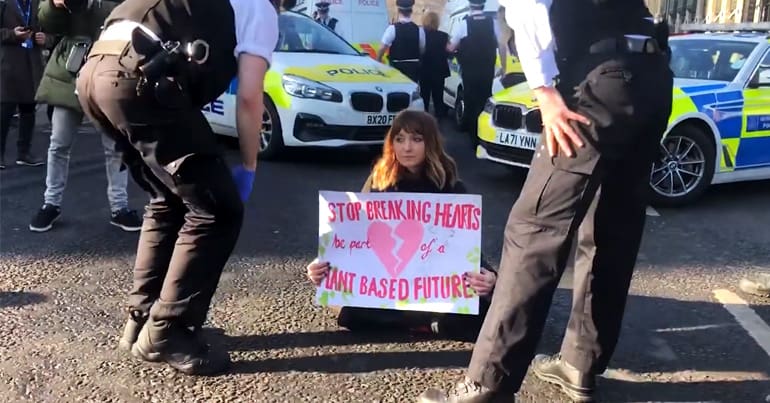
[0,0,47,169]
[418,11,449,118]
[29,0,142,233]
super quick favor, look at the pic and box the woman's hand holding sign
[464,268,496,296]
[309,259,497,297]
[307,260,330,286]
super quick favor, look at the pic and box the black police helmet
[396,0,414,11]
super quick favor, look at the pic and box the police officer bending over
[376,0,424,82]
[447,0,507,136]
[419,0,672,402]
[74,0,282,375]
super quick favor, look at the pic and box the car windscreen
[276,12,360,56]
[669,39,757,81]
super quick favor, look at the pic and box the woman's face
[393,129,426,173]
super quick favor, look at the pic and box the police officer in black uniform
[418,0,673,401]
[447,0,507,137]
[74,0,284,375]
[314,1,338,33]
[376,0,424,83]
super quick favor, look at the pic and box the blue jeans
[43,106,128,211]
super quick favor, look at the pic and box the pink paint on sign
[367,220,424,278]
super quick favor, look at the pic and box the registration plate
[496,130,539,150]
[365,114,396,126]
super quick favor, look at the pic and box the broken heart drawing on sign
[367,220,424,278]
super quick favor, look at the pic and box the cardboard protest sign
[316,191,483,315]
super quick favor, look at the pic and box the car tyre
[259,96,284,160]
[648,125,715,207]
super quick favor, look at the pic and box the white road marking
[713,289,770,359]
[646,206,660,216]
[601,368,769,383]
[653,323,737,333]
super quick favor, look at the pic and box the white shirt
[230,0,280,67]
[381,16,426,54]
[448,10,501,48]
[499,0,559,89]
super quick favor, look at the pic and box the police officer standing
[418,0,673,401]
[376,0,424,83]
[447,0,507,136]
[74,0,282,375]
[314,1,340,34]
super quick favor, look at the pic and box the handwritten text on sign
[316,191,483,315]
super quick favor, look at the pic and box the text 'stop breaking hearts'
[316,191,483,315]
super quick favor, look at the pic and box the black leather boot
[418,377,515,403]
[532,354,595,402]
[118,310,148,353]
[131,317,231,375]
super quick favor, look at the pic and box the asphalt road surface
[1,109,769,403]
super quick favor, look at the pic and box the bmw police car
[202,11,423,158]
[476,30,770,206]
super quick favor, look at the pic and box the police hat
[468,0,486,5]
[316,1,330,10]
[396,0,414,11]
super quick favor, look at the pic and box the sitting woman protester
[307,110,498,340]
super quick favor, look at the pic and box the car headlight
[282,74,342,102]
[483,98,495,114]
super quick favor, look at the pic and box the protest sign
[316,190,483,315]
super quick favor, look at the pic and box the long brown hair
[368,110,459,191]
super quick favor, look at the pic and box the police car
[202,11,423,158]
[440,0,526,131]
[476,29,770,206]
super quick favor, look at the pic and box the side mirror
[748,72,761,89]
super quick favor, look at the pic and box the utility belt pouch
[130,27,210,109]
[65,40,92,74]
[129,27,187,108]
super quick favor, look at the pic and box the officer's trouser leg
[560,117,665,374]
[466,143,602,392]
[466,55,672,392]
[125,148,185,317]
[148,153,244,328]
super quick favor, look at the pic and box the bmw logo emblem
[375,86,383,92]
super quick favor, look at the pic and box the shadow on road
[0,291,48,308]
[224,288,769,402]
[230,350,472,374]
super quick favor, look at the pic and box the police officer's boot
[532,354,595,402]
[131,317,231,375]
[118,310,148,353]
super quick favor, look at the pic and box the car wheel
[259,97,284,160]
[454,88,468,131]
[648,125,715,207]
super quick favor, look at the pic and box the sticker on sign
[496,130,538,150]
[365,114,396,126]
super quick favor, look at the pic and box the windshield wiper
[288,49,346,54]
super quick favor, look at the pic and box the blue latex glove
[232,165,255,202]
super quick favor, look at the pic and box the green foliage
[466,247,481,264]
